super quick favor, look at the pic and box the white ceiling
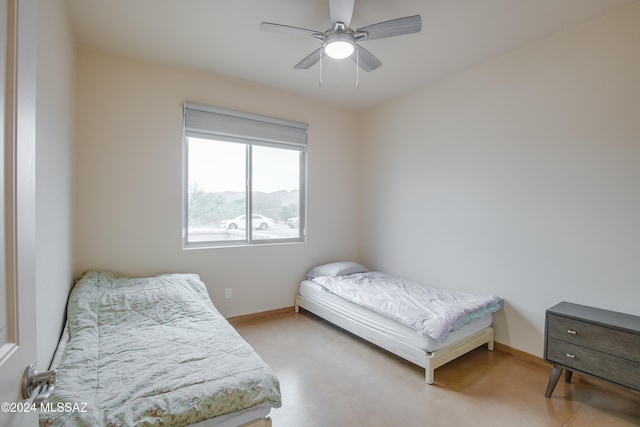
[64,0,638,111]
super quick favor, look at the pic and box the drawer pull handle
[566,353,576,359]
[567,330,577,335]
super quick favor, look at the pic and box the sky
[188,137,300,193]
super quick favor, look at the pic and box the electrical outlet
[225,288,232,299]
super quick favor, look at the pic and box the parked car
[219,214,274,230]
[287,216,299,229]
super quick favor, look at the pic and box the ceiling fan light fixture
[324,33,354,59]
[261,0,422,72]
[325,41,354,59]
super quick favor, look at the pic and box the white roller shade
[184,102,308,148]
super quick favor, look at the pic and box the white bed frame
[295,294,494,384]
[192,414,271,427]
[240,418,272,427]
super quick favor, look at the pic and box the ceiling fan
[260,0,422,72]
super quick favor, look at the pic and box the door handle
[21,364,57,405]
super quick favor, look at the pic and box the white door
[0,0,38,426]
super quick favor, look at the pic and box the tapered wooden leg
[564,369,573,383]
[545,366,563,398]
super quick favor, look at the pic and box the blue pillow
[306,261,369,279]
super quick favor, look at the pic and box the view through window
[183,102,307,247]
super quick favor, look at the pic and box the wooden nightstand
[544,301,640,398]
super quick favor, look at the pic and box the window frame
[182,102,308,248]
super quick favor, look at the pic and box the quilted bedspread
[312,271,503,342]
[40,271,281,427]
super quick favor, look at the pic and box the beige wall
[360,3,640,356]
[35,0,76,369]
[70,2,640,357]
[74,51,361,317]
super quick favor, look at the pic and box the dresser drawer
[546,338,640,390]
[547,314,640,363]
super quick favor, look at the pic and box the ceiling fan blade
[330,0,354,27]
[294,47,325,69]
[356,15,422,41]
[260,22,323,38]
[352,45,382,72]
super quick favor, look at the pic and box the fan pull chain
[356,48,359,89]
[319,53,323,87]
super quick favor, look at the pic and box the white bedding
[300,280,492,353]
[311,271,503,341]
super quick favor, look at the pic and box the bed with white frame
[295,262,503,384]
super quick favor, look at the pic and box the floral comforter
[312,271,503,342]
[40,271,281,427]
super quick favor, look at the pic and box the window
[183,102,307,247]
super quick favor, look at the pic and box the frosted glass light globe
[324,40,354,59]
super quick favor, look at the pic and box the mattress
[40,271,281,427]
[300,279,492,353]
